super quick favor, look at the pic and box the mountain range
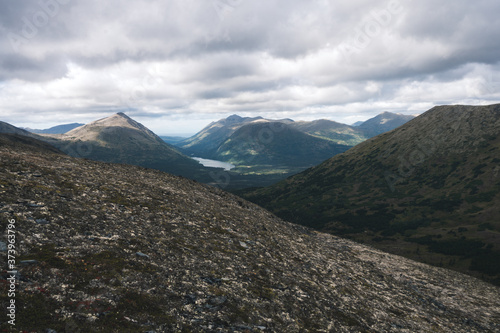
[22,123,84,134]
[1,111,414,189]
[213,121,351,175]
[288,119,367,146]
[356,112,416,137]
[3,113,217,182]
[176,112,414,158]
[174,112,414,183]
[1,132,499,332]
[241,104,500,286]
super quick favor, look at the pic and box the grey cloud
[197,89,233,100]
[1,0,498,80]
[231,80,283,94]
[200,61,256,81]
[396,0,500,63]
[0,53,68,81]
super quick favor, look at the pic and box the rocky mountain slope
[1,133,499,332]
[242,104,500,286]
[38,113,214,181]
[62,113,159,143]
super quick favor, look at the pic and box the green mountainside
[215,121,351,175]
[1,133,499,332]
[0,115,301,189]
[241,104,500,285]
[176,115,268,158]
[177,112,414,157]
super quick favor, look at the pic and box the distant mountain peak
[225,114,264,123]
[77,112,145,131]
[226,114,244,122]
[113,112,136,121]
[62,112,162,147]
[358,112,415,136]
[41,112,210,178]
[106,112,132,122]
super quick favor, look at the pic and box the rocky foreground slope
[0,134,499,332]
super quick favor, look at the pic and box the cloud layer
[1,0,499,133]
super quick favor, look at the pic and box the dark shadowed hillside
[1,133,499,332]
[242,104,500,286]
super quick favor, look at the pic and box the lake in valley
[192,157,235,171]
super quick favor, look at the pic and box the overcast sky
[1,0,499,135]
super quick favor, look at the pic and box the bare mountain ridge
[62,112,166,147]
[0,133,499,332]
[46,113,210,179]
[377,105,500,155]
[241,104,500,285]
